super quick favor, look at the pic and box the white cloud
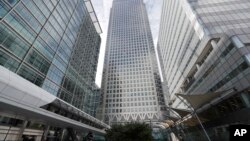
[92,0,163,87]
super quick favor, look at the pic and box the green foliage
[105,122,152,141]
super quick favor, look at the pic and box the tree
[105,122,152,141]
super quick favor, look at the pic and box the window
[17,65,44,86]
[0,1,9,18]
[0,49,20,72]
[1,23,30,59]
[25,50,50,75]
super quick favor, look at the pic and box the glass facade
[101,0,166,124]
[0,0,101,116]
[158,0,250,108]
[158,1,250,140]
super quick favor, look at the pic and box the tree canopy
[105,122,152,141]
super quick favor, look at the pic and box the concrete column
[17,120,28,141]
[60,129,69,141]
[41,125,50,141]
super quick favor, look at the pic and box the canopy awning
[183,117,198,126]
[176,89,236,110]
[171,108,191,118]
[0,66,108,135]
[165,115,180,122]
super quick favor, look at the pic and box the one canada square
[101,0,166,124]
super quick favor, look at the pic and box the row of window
[109,56,150,61]
[106,102,157,108]
[107,79,153,85]
[105,107,158,113]
[106,91,155,97]
[106,97,156,102]
[108,69,152,74]
[106,87,155,93]
[107,82,153,88]
[188,42,236,92]
[209,61,249,92]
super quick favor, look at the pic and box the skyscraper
[158,0,250,140]
[0,0,108,140]
[101,0,166,124]
[158,0,250,108]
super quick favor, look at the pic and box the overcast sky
[91,0,163,87]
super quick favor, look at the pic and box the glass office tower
[158,0,250,140]
[0,0,109,140]
[0,0,100,116]
[158,0,250,109]
[101,0,166,124]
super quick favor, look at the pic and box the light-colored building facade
[158,0,250,140]
[158,0,250,108]
[101,0,166,124]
